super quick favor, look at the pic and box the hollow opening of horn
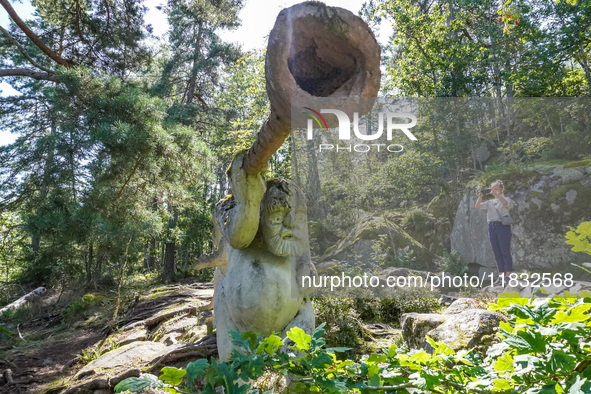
[287,15,363,97]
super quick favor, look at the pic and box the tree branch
[0,68,57,81]
[0,25,53,72]
[0,0,71,67]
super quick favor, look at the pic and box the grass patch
[565,158,591,168]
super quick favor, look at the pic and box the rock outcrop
[320,215,437,267]
[400,313,450,349]
[401,298,507,351]
[60,283,216,393]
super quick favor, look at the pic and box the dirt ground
[1,328,105,393]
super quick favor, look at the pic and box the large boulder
[451,161,591,271]
[426,309,507,351]
[400,313,450,349]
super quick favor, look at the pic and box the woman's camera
[480,188,491,195]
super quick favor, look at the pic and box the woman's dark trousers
[488,221,513,272]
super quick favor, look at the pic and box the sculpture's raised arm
[214,153,266,250]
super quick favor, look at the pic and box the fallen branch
[0,287,46,315]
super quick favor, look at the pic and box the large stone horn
[241,1,381,175]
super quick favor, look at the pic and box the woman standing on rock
[475,180,516,286]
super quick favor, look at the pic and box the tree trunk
[32,121,56,252]
[163,206,178,282]
[306,136,322,220]
[185,23,202,104]
[290,134,302,187]
[86,243,93,283]
[94,252,103,285]
[144,196,158,272]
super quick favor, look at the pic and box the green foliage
[368,150,444,203]
[386,247,418,270]
[378,0,591,97]
[0,0,240,288]
[438,251,468,276]
[313,293,440,358]
[401,209,431,234]
[0,323,13,340]
[354,289,441,325]
[566,222,591,256]
[0,212,26,282]
[567,222,591,274]
[63,293,106,320]
[116,297,591,393]
[313,298,363,358]
[499,137,552,163]
[216,50,268,162]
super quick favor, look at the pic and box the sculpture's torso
[216,246,302,336]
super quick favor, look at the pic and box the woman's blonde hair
[490,179,504,189]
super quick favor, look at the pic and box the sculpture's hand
[228,153,266,205]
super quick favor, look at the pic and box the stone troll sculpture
[195,1,381,361]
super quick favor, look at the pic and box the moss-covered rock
[319,215,437,268]
[425,309,507,351]
[400,312,449,349]
[399,208,451,257]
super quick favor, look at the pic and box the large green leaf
[159,367,186,386]
[114,375,160,392]
[286,327,312,352]
[493,352,514,373]
[256,334,283,355]
[548,350,577,373]
[186,359,210,390]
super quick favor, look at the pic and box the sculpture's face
[262,203,308,257]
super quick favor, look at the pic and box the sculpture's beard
[266,232,304,257]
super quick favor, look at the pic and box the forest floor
[0,277,214,394]
[1,330,104,393]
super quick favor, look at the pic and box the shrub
[312,298,363,358]
[63,293,105,320]
[566,221,591,275]
[354,288,440,325]
[499,136,551,163]
[438,251,468,276]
